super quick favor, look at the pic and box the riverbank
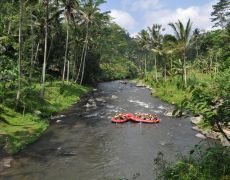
[0,80,204,179]
[0,81,90,155]
[131,76,230,147]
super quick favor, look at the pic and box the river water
[1,81,207,180]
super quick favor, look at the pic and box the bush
[154,145,230,180]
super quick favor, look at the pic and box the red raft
[131,116,160,123]
[111,113,160,124]
[111,113,132,123]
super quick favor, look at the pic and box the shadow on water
[0,81,214,180]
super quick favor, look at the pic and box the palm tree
[61,0,79,85]
[193,28,200,58]
[148,24,164,82]
[25,0,39,81]
[169,19,192,87]
[40,0,49,98]
[136,29,150,76]
[16,0,23,106]
[78,0,109,85]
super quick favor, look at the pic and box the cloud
[131,0,161,11]
[144,1,216,34]
[110,9,137,31]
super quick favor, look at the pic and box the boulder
[33,110,42,116]
[84,102,97,108]
[136,83,145,87]
[220,136,230,147]
[111,95,118,99]
[192,126,201,132]
[95,98,106,103]
[164,110,174,117]
[195,133,206,139]
[0,157,14,169]
[88,98,95,103]
[205,131,219,140]
[191,116,203,125]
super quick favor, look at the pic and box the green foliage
[154,145,230,180]
[215,68,230,96]
[211,0,230,28]
[100,59,138,81]
[0,81,90,154]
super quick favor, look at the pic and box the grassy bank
[138,71,212,106]
[135,69,230,130]
[0,81,90,154]
[136,71,230,179]
[154,145,230,180]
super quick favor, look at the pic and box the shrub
[154,145,230,180]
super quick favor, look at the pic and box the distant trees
[136,30,150,76]
[211,0,230,29]
[132,1,230,143]
[148,24,164,82]
[0,0,138,108]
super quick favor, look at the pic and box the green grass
[0,81,90,154]
[154,145,230,180]
[133,71,216,129]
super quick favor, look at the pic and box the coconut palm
[25,0,39,81]
[148,24,164,82]
[61,0,80,85]
[192,28,200,58]
[40,0,49,97]
[136,29,150,75]
[169,19,192,87]
[77,0,109,85]
[16,0,24,106]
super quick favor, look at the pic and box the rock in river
[195,133,206,139]
[111,95,118,99]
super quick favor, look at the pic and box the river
[0,81,207,180]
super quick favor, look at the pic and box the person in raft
[114,113,126,120]
[135,113,158,120]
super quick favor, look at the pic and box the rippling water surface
[1,81,206,180]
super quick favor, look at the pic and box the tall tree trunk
[29,7,34,81]
[47,37,53,62]
[34,41,40,65]
[183,47,187,88]
[170,56,172,72]
[196,41,199,58]
[8,23,11,35]
[73,40,78,81]
[75,41,86,83]
[215,55,218,75]
[40,0,49,98]
[72,60,76,82]
[16,0,23,107]
[154,53,158,82]
[144,54,147,76]
[62,22,69,84]
[67,60,70,84]
[164,62,167,82]
[209,55,213,72]
[80,41,88,85]
[80,23,89,85]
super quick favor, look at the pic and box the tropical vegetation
[0,0,230,178]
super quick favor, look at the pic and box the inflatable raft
[111,113,131,123]
[111,113,160,124]
[111,117,129,123]
[131,116,160,123]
